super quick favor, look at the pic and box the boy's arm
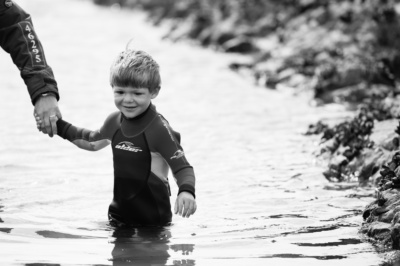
[147,117,196,217]
[148,118,195,197]
[56,119,110,151]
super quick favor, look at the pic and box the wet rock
[304,121,329,135]
[309,109,375,182]
[93,0,114,5]
[362,189,400,248]
[214,31,236,46]
[313,53,397,103]
[391,224,400,249]
[221,36,256,53]
[363,221,391,241]
[360,145,400,249]
[308,115,398,185]
[327,83,393,105]
[339,9,353,24]
[392,211,400,226]
[356,148,388,185]
[264,74,280,89]
[386,53,400,80]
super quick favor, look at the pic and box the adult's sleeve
[0,1,59,104]
[146,116,196,198]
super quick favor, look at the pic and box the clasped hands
[34,94,62,137]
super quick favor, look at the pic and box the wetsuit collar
[120,103,158,138]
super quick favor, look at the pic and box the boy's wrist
[178,185,195,198]
[56,119,71,138]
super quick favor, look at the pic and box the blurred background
[94,0,400,107]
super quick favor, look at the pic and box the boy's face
[113,86,158,119]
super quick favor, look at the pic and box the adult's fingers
[43,114,53,137]
[55,108,62,120]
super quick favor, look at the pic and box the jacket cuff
[178,184,196,198]
[24,71,59,104]
[31,84,59,105]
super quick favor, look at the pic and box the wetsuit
[56,104,196,226]
[0,0,59,104]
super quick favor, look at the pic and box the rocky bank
[94,0,400,262]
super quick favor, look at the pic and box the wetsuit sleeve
[147,116,196,198]
[0,1,59,104]
[56,112,120,151]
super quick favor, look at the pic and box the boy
[36,49,196,227]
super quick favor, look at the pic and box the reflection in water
[170,244,195,256]
[36,230,95,239]
[266,214,308,219]
[0,228,12,233]
[111,226,170,265]
[25,263,61,266]
[110,226,196,266]
[0,201,12,234]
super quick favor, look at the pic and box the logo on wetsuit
[115,141,142,152]
[4,0,12,8]
[171,149,185,160]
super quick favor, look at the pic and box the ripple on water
[268,254,348,260]
[293,238,363,247]
[35,230,99,239]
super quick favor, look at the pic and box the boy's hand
[175,192,197,218]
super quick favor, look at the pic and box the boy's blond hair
[110,50,161,93]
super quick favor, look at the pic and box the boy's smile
[113,86,158,119]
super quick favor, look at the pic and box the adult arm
[0,1,61,136]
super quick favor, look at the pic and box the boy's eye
[114,91,124,95]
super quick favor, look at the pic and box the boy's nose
[124,94,135,102]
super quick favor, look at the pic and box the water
[0,0,384,265]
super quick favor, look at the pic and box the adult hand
[174,192,197,218]
[34,94,62,137]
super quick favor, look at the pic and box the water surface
[0,0,383,265]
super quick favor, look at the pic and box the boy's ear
[151,87,160,99]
